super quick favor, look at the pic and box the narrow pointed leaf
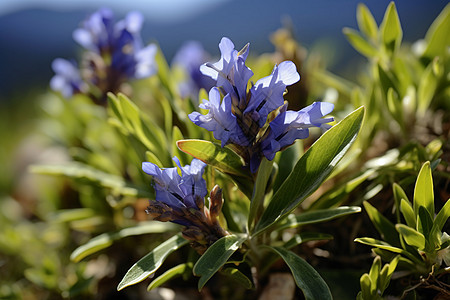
[396,224,426,250]
[343,28,377,57]
[368,256,381,295]
[177,139,250,178]
[248,158,273,230]
[193,234,247,290]
[433,197,450,232]
[423,4,450,58]
[357,3,378,41]
[147,263,192,291]
[71,222,177,262]
[414,162,434,218]
[363,201,401,247]
[400,199,416,228]
[265,246,332,300]
[355,237,419,263]
[255,107,364,234]
[380,2,402,50]
[277,206,361,231]
[117,234,188,291]
[393,183,409,222]
[378,255,400,294]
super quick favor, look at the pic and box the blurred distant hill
[0,0,447,100]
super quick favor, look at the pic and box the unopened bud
[209,185,223,219]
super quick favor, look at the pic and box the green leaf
[277,206,361,231]
[248,158,273,230]
[368,256,381,295]
[171,126,189,166]
[395,224,426,250]
[400,199,416,228]
[393,183,409,222]
[357,3,378,41]
[219,267,254,289]
[117,234,188,291]
[359,273,373,300]
[417,206,433,238]
[343,28,378,57]
[355,237,420,263]
[380,2,402,51]
[379,255,400,293]
[423,4,450,58]
[30,162,151,198]
[363,201,401,247]
[177,139,254,199]
[147,263,192,291]
[254,107,364,234]
[177,139,250,178]
[417,60,441,115]
[283,233,334,250]
[413,161,434,218]
[193,234,247,290]
[264,246,332,300]
[71,222,177,262]
[432,197,450,232]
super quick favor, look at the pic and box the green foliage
[3,2,448,299]
[356,162,450,298]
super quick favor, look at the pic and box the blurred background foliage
[0,1,449,299]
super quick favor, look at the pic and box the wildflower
[50,58,87,98]
[172,41,215,99]
[50,8,157,103]
[190,37,334,173]
[143,157,228,254]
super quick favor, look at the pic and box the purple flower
[261,102,335,161]
[245,61,300,126]
[50,58,87,98]
[200,37,253,104]
[189,88,247,147]
[51,8,156,100]
[190,37,334,173]
[172,41,215,98]
[142,157,207,210]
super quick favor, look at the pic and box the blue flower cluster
[50,8,157,102]
[189,37,334,172]
[142,157,208,216]
[142,157,228,253]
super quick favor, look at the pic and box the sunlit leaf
[254,107,364,234]
[380,2,402,51]
[147,263,192,291]
[277,206,361,231]
[357,3,378,41]
[400,199,416,228]
[413,161,434,218]
[423,4,450,58]
[363,201,401,247]
[395,224,426,250]
[343,28,378,57]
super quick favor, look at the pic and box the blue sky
[0,0,229,23]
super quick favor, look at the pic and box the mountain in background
[0,0,446,100]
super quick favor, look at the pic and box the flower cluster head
[50,8,157,104]
[189,37,335,173]
[143,157,228,254]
